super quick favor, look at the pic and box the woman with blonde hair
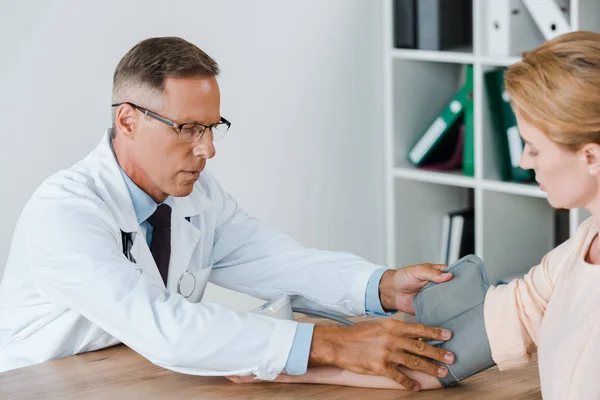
[228,30,600,397]
[481,30,600,399]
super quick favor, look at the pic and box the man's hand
[379,263,452,314]
[308,318,454,392]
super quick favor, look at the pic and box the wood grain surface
[0,314,542,400]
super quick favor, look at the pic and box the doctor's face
[130,76,219,201]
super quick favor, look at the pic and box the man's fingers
[395,352,449,379]
[395,336,454,365]
[399,322,453,341]
[414,264,452,283]
[428,263,448,272]
[384,365,420,391]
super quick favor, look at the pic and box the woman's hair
[505,31,600,151]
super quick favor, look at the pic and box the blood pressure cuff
[413,254,496,387]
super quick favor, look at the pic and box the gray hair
[111,37,220,128]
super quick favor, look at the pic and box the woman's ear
[582,143,600,176]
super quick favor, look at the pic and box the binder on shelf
[522,0,570,41]
[420,124,464,172]
[484,68,535,182]
[393,0,472,51]
[486,0,546,57]
[393,0,417,49]
[486,0,570,57]
[439,214,451,264]
[440,208,474,265]
[554,209,570,246]
[462,64,475,177]
[408,65,473,169]
[417,0,472,51]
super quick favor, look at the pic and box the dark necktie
[147,204,172,285]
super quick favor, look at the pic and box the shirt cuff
[365,268,397,317]
[283,322,315,375]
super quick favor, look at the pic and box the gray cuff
[413,254,496,387]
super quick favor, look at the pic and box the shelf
[390,50,521,67]
[390,48,474,64]
[393,167,476,188]
[478,55,522,67]
[481,180,545,198]
[384,0,600,272]
[392,170,545,198]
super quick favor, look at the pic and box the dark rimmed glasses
[111,102,231,142]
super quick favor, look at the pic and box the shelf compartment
[394,178,473,268]
[392,59,470,170]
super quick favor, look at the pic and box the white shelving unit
[383,0,599,284]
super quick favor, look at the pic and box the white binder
[522,0,571,40]
[486,0,570,57]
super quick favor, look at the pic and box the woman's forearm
[226,366,443,390]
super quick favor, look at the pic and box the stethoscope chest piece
[177,271,196,298]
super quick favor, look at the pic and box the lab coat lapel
[129,231,166,288]
[167,212,202,292]
[167,189,212,292]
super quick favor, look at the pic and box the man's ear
[114,104,137,138]
[581,143,600,176]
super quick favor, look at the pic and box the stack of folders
[485,69,534,182]
[407,65,474,176]
[393,0,472,51]
[440,208,474,266]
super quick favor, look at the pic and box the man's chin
[169,182,196,198]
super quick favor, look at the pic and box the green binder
[484,69,534,182]
[408,65,473,169]
[462,65,474,177]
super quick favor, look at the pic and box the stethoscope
[120,216,196,298]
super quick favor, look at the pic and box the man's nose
[192,135,216,159]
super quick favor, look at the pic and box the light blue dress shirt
[119,168,392,376]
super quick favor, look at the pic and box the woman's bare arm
[226,365,443,390]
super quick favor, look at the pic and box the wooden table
[0,315,542,400]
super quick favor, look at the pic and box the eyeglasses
[111,102,231,142]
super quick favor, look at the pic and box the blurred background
[0,0,386,310]
[3,0,597,312]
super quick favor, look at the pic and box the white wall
[0,0,385,311]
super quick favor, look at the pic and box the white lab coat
[0,130,383,378]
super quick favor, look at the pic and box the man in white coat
[0,37,455,392]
